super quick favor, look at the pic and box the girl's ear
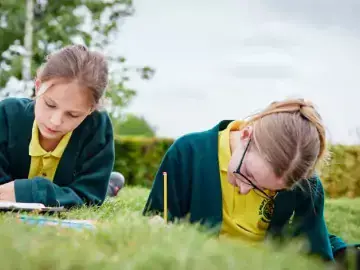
[35,79,41,97]
[34,79,42,96]
[239,125,253,140]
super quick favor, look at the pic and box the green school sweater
[0,97,115,208]
[143,120,352,261]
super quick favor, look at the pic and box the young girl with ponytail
[0,44,117,208]
[143,98,359,265]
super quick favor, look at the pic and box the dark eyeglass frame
[232,138,275,202]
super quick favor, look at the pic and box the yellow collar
[218,120,243,172]
[29,121,73,158]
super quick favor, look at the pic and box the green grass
[0,186,358,270]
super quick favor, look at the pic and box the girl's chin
[39,126,62,139]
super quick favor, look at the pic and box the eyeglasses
[232,138,275,202]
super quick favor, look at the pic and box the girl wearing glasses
[143,98,358,265]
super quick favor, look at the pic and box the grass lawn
[0,186,358,270]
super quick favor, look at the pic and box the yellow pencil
[163,172,167,223]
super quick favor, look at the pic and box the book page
[0,201,45,209]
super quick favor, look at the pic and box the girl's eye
[68,113,80,118]
[45,101,56,108]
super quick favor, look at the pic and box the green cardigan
[143,120,352,261]
[0,97,115,208]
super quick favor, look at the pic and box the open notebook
[0,201,66,212]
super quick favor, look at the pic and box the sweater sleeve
[14,113,115,208]
[291,176,334,261]
[143,139,191,221]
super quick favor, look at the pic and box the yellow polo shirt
[218,120,275,243]
[28,121,72,181]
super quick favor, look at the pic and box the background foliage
[114,137,360,198]
[0,0,155,130]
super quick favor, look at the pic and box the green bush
[113,135,174,187]
[320,144,360,198]
[114,136,360,198]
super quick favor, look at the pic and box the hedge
[113,135,174,188]
[113,136,360,198]
[320,144,360,198]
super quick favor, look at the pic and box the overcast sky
[107,0,360,144]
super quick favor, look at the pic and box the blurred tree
[115,113,156,137]
[0,0,155,117]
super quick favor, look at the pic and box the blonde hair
[36,44,108,108]
[243,98,328,188]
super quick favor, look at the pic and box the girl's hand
[0,182,15,202]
